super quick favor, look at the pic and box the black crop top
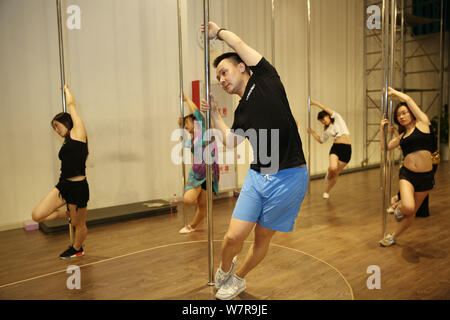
[58,136,88,179]
[400,126,436,157]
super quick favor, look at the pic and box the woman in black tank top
[32,85,89,259]
[378,87,434,247]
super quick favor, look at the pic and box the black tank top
[58,135,88,179]
[400,126,436,157]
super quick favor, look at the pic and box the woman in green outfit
[179,93,220,233]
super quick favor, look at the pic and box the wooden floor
[0,162,449,300]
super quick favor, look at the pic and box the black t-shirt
[231,57,306,174]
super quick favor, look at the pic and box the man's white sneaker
[214,256,237,290]
[215,273,246,300]
[322,192,330,199]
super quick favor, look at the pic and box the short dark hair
[213,52,251,75]
[51,112,89,153]
[183,114,195,124]
[52,112,73,137]
[317,111,334,129]
[393,102,416,135]
[179,114,195,128]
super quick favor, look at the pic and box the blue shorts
[232,166,309,232]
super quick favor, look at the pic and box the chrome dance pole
[177,0,187,226]
[56,0,72,244]
[203,0,214,286]
[56,0,67,113]
[380,0,390,239]
[306,0,312,189]
[437,0,444,148]
[386,0,396,233]
[271,0,276,66]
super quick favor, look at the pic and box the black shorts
[201,181,207,191]
[399,166,434,192]
[56,178,90,208]
[329,143,352,163]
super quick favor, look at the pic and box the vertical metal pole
[398,0,405,168]
[203,0,214,286]
[448,29,450,150]
[177,0,187,227]
[56,0,72,244]
[381,0,389,239]
[446,31,450,151]
[271,0,276,66]
[387,0,396,231]
[437,0,444,149]
[399,0,405,170]
[389,0,396,100]
[363,0,368,166]
[400,0,405,93]
[56,0,66,113]
[306,0,312,185]
[381,0,386,184]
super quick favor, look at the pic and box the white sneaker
[179,225,195,234]
[214,256,237,289]
[378,233,395,247]
[386,206,395,214]
[215,273,246,300]
[322,192,330,199]
[390,195,399,206]
[394,206,404,222]
[387,196,399,214]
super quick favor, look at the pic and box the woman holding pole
[32,85,89,259]
[379,87,434,247]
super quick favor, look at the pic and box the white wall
[275,0,365,173]
[0,0,387,230]
[0,0,183,230]
[1,0,65,230]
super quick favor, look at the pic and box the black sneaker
[59,245,84,259]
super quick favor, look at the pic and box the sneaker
[322,192,330,199]
[216,273,246,300]
[387,196,399,214]
[394,206,404,222]
[214,256,237,289]
[390,195,398,206]
[179,225,195,234]
[60,245,84,259]
[378,233,395,247]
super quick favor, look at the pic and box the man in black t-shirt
[200,21,309,300]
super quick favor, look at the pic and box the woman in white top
[307,100,352,199]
